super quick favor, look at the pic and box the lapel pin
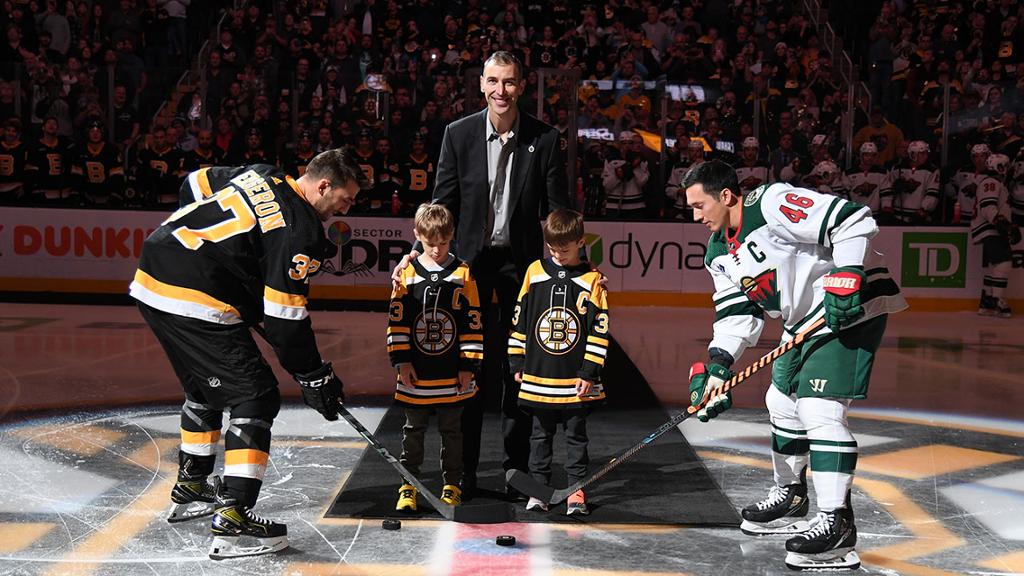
[528,145,535,153]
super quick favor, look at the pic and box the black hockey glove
[294,362,344,421]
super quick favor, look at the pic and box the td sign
[901,232,967,288]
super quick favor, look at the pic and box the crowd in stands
[1,0,1022,227]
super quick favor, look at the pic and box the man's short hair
[542,208,585,247]
[414,203,455,241]
[482,50,523,80]
[305,148,368,191]
[681,160,741,199]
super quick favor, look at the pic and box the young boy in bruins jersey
[509,209,609,516]
[387,203,483,511]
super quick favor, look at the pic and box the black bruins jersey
[402,153,435,205]
[282,149,316,178]
[71,142,125,205]
[182,147,222,172]
[129,164,330,375]
[509,258,609,409]
[136,145,184,206]
[26,137,74,192]
[0,140,28,197]
[387,256,483,406]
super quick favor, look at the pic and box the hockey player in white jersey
[946,144,991,225]
[972,154,1015,317]
[890,140,941,223]
[735,137,772,194]
[806,160,843,199]
[681,160,907,571]
[837,142,891,217]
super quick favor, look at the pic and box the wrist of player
[688,362,734,422]
[294,362,344,421]
[822,266,866,331]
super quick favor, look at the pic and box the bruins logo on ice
[414,309,456,355]
[534,306,581,355]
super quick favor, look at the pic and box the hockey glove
[822,266,866,331]
[294,362,344,421]
[688,362,734,422]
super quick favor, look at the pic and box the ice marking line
[338,518,363,564]
[0,556,212,564]
[298,514,346,562]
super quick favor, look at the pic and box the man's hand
[294,362,344,421]
[457,370,474,394]
[822,266,866,331]
[688,362,734,422]
[514,371,522,383]
[390,251,420,288]
[576,378,594,397]
[398,363,417,387]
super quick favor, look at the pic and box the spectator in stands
[602,130,648,218]
[853,106,904,167]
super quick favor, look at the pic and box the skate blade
[209,535,289,560]
[167,501,216,523]
[785,549,860,571]
[741,518,811,536]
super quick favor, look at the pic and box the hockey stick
[506,317,828,505]
[334,404,515,524]
[249,324,513,523]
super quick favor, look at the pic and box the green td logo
[901,232,967,288]
[584,233,603,266]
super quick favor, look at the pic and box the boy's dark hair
[542,208,585,246]
[680,159,741,199]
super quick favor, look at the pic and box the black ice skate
[740,474,810,535]
[784,506,859,571]
[208,492,288,560]
[167,474,221,523]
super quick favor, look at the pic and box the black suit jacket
[431,108,568,276]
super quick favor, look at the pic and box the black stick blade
[452,502,516,523]
[505,469,555,502]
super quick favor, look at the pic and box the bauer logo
[902,232,967,288]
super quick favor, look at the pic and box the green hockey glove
[822,266,866,331]
[688,362,734,422]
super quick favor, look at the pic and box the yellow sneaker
[396,483,417,512]
[566,489,588,516]
[441,484,462,506]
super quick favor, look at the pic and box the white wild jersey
[665,164,689,212]
[947,166,987,220]
[838,166,891,214]
[736,163,772,194]
[705,183,907,362]
[889,163,940,221]
[970,174,1010,243]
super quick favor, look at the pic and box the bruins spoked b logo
[414,309,456,355]
[534,306,580,355]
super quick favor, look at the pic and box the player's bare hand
[398,363,417,387]
[576,378,594,397]
[514,371,523,383]
[391,251,419,288]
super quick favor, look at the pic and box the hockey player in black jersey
[509,209,609,516]
[129,149,367,559]
[387,203,483,512]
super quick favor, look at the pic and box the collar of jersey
[541,257,591,278]
[411,254,460,280]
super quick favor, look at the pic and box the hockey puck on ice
[382,519,402,530]
[495,535,516,546]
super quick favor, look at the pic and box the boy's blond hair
[542,208,584,246]
[414,203,455,241]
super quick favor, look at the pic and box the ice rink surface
[0,304,1022,575]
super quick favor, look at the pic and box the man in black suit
[392,51,568,498]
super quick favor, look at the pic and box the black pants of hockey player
[467,246,532,489]
[529,406,592,486]
[138,303,280,508]
[400,405,464,486]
